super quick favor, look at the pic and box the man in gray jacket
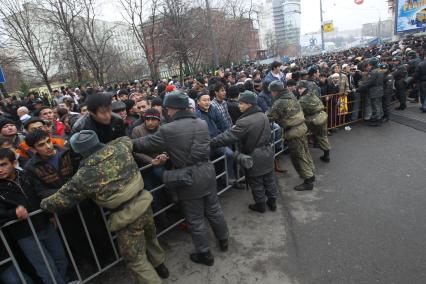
[211,91,277,213]
[356,58,384,126]
[133,91,229,267]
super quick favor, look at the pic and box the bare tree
[72,0,116,85]
[0,1,55,92]
[119,0,166,81]
[38,0,85,83]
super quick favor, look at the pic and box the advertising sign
[396,0,426,34]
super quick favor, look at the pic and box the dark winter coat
[0,170,49,240]
[357,68,384,98]
[133,110,216,201]
[72,113,126,144]
[257,90,273,113]
[211,106,274,177]
[195,105,227,138]
[24,148,76,199]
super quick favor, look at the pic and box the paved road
[281,121,426,284]
[92,120,426,284]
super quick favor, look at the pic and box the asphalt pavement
[91,118,426,284]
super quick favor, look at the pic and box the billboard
[396,0,426,34]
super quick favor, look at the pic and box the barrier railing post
[76,204,102,272]
[27,216,58,284]
[53,213,83,282]
[0,229,27,284]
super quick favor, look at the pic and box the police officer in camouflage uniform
[297,80,331,163]
[40,130,168,284]
[133,91,229,267]
[267,81,316,191]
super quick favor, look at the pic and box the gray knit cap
[70,130,103,157]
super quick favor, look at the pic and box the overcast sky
[98,0,392,34]
[300,0,391,34]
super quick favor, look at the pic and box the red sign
[355,0,363,4]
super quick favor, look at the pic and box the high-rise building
[257,0,275,50]
[272,0,301,55]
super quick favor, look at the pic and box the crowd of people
[0,35,425,283]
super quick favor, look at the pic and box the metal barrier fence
[322,92,364,129]
[0,126,284,283]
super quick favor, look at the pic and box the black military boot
[248,202,266,213]
[154,263,169,279]
[266,198,277,211]
[219,239,228,252]
[320,150,330,163]
[294,176,315,191]
[190,251,214,266]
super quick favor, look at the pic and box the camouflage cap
[297,80,310,90]
[268,80,285,92]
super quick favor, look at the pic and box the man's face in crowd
[287,86,296,93]
[136,100,150,116]
[334,66,341,73]
[39,108,54,121]
[194,82,204,91]
[144,118,160,131]
[197,95,211,112]
[297,87,307,95]
[314,70,320,79]
[215,87,226,101]
[118,94,128,101]
[227,76,235,84]
[58,103,68,111]
[343,66,350,73]
[0,157,16,180]
[319,76,327,83]
[116,109,127,120]
[80,106,88,115]
[32,136,56,159]
[131,93,143,102]
[1,124,17,137]
[153,105,163,113]
[270,90,279,97]
[332,76,340,85]
[91,106,112,125]
[238,102,251,113]
[27,122,46,134]
[272,66,281,74]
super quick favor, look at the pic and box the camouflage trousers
[308,123,331,151]
[116,208,165,284]
[287,136,315,179]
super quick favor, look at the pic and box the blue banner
[0,67,5,84]
[396,0,426,34]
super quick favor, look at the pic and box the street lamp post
[320,0,325,51]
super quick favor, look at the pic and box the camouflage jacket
[40,137,152,231]
[299,88,325,117]
[268,91,307,139]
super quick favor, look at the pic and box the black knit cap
[143,108,161,121]
[0,118,16,130]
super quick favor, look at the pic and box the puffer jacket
[211,106,274,177]
[133,110,215,201]
[257,90,272,113]
[41,137,152,232]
